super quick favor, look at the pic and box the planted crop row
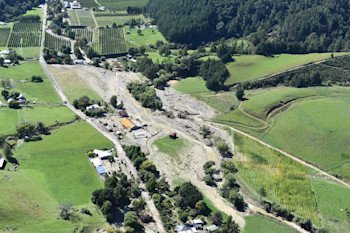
[0,28,11,46]
[78,0,98,8]
[68,10,79,26]
[12,22,41,32]
[45,32,71,51]
[8,32,41,47]
[76,10,96,27]
[71,28,94,42]
[94,28,128,55]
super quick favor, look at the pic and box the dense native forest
[0,0,44,21]
[147,0,350,53]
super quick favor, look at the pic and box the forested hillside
[0,0,44,22]
[147,0,350,53]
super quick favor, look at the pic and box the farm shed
[120,118,139,131]
[86,104,100,112]
[134,132,147,139]
[3,59,11,64]
[118,110,128,117]
[96,165,107,175]
[93,149,113,159]
[206,225,218,232]
[0,158,6,170]
[169,132,177,139]
[90,157,102,167]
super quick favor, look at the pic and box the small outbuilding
[134,132,147,139]
[86,104,100,112]
[90,157,102,167]
[120,118,139,131]
[3,59,11,64]
[118,110,129,117]
[96,165,107,175]
[0,157,6,170]
[93,149,113,159]
[206,225,218,232]
[169,132,177,139]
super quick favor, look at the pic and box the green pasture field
[214,86,350,182]
[25,7,43,20]
[214,109,263,128]
[0,121,113,232]
[0,62,61,104]
[95,14,143,27]
[145,52,174,63]
[153,136,187,158]
[173,77,238,112]
[307,169,350,233]
[0,46,41,59]
[98,0,148,11]
[0,106,76,135]
[225,53,348,85]
[125,26,166,46]
[48,66,102,103]
[233,132,320,224]
[260,88,350,181]
[243,214,298,233]
[241,87,316,119]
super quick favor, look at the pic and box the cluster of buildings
[177,219,219,233]
[7,94,27,104]
[1,50,11,64]
[62,1,81,9]
[89,149,113,176]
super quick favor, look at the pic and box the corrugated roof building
[120,118,139,131]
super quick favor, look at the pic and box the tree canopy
[147,0,350,53]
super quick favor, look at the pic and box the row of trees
[126,82,163,110]
[0,0,44,22]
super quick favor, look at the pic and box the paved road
[39,5,166,232]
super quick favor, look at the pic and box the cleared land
[98,0,148,11]
[0,121,113,232]
[125,26,166,46]
[0,62,61,104]
[48,65,102,103]
[233,131,320,225]
[95,14,143,27]
[243,215,298,233]
[225,53,348,85]
[0,106,76,135]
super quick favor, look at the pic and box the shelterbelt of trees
[147,0,350,53]
[0,0,44,22]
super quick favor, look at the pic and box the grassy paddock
[0,106,75,135]
[125,26,166,46]
[243,214,298,233]
[153,136,187,158]
[225,53,348,84]
[233,131,320,224]
[48,66,102,103]
[0,121,113,232]
[0,62,60,103]
[307,169,350,233]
